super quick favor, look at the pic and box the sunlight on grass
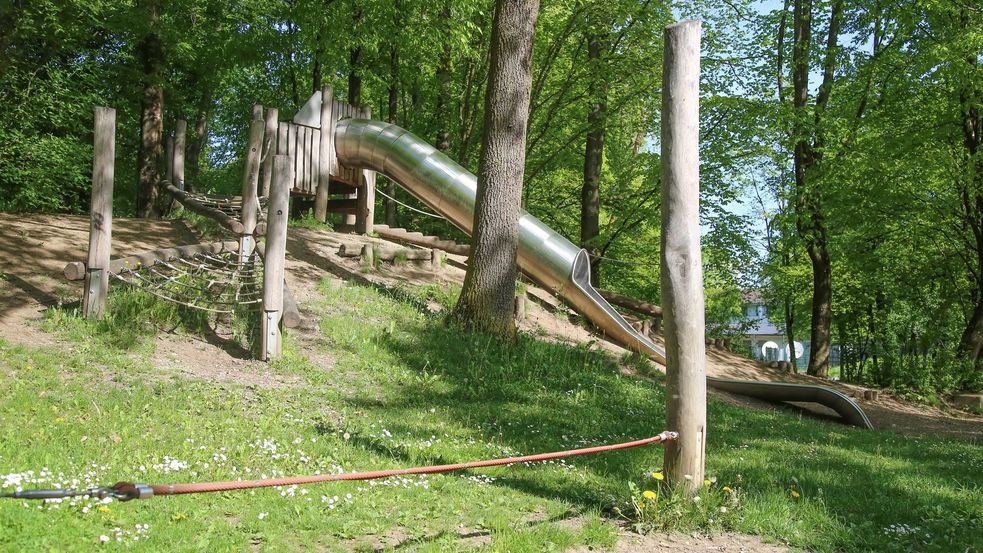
[1,279,981,551]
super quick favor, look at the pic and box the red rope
[147,431,676,497]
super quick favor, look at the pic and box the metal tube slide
[335,118,873,429]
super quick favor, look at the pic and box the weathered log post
[239,118,265,264]
[355,106,376,234]
[169,119,187,214]
[165,132,174,185]
[260,108,278,197]
[360,244,375,267]
[314,86,334,223]
[83,107,116,319]
[174,118,187,191]
[430,248,444,272]
[261,155,292,360]
[660,20,706,493]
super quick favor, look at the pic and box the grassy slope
[0,279,980,552]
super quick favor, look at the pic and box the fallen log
[597,288,663,318]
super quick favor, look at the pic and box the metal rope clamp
[0,481,153,502]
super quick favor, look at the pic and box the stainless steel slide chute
[334,118,873,429]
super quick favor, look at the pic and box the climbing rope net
[112,247,263,314]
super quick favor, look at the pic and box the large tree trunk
[135,0,164,218]
[581,26,606,287]
[957,53,983,364]
[451,0,540,336]
[806,232,832,376]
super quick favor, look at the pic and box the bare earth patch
[1,213,979,441]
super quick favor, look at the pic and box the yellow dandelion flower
[703,479,712,487]
[54,417,65,423]
[637,501,645,510]
[790,489,800,498]
[652,471,665,481]
[643,490,657,500]
[722,486,733,493]
[172,513,187,521]
[97,506,110,513]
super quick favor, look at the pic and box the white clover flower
[258,512,268,520]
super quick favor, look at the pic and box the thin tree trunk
[451,0,540,336]
[784,295,795,368]
[348,6,363,108]
[581,26,606,287]
[791,0,838,378]
[957,49,983,365]
[385,29,399,227]
[136,0,164,218]
[435,3,452,152]
[186,84,212,193]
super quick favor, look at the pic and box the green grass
[1,279,981,551]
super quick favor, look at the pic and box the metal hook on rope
[0,482,154,502]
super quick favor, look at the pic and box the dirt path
[1,213,979,443]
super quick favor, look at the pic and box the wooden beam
[65,241,240,281]
[83,106,115,319]
[165,183,244,234]
[597,288,663,318]
[660,19,706,493]
[261,155,292,360]
[260,108,279,197]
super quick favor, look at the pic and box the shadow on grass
[338,306,982,552]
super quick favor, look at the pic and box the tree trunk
[791,0,836,378]
[348,6,363,108]
[957,50,983,365]
[435,3,452,152]
[581,26,606,287]
[806,235,832,376]
[451,0,540,336]
[135,0,164,218]
[386,38,399,227]
[784,295,795,368]
[186,84,212,193]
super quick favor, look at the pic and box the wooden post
[355,106,376,234]
[239,119,265,263]
[260,108,278,197]
[261,155,291,360]
[164,133,174,185]
[514,292,526,322]
[360,244,375,267]
[252,104,263,121]
[83,107,115,319]
[660,19,706,493]
[430,248,444,272]
[174,118,187,191]
[314,86,333,223]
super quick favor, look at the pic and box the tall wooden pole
[261,154,292,360]
[315,86,334,223]
[260,107,279,197]
[174,118,187,191]
[239,118,265,263]
[660,19,706,492]
[355,106,376,234]
[83,107,116,319]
